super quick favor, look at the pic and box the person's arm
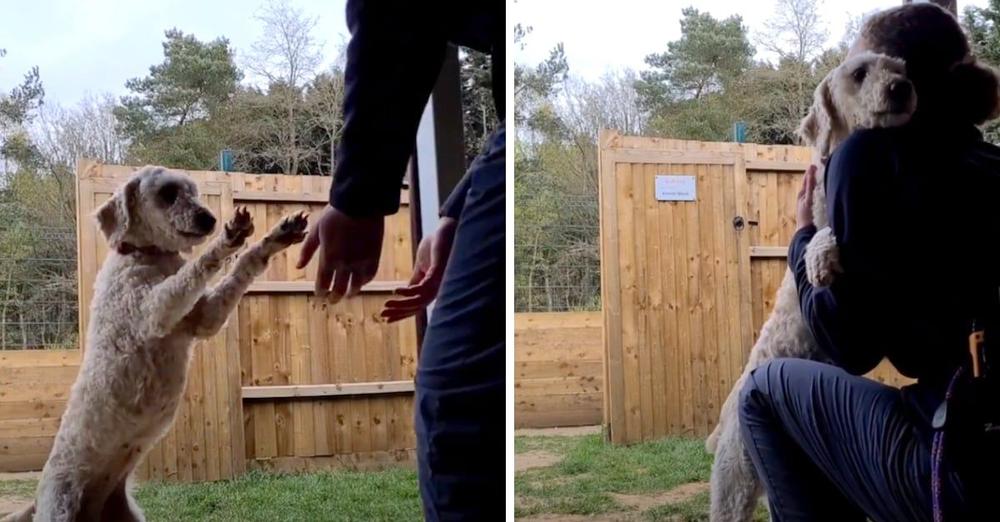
[790,130,895,374]
[440,171,472,218]
[331,0,449,218]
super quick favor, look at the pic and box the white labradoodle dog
[4,166,308,522]
[706,51,917,522]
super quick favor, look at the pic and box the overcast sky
[514,0,990,79]
[0,0,350,107]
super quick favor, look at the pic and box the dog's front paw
[805,227,841,287]
[224,206,255,248]
[264,211,309,247]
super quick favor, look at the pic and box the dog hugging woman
[737,4,1000,521]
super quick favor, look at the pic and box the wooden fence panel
[598,133,912,444]
[0,350,79,472]
[0,160,420,481]
[515,312,603,429]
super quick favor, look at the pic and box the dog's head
[95,166,217,252]
[798,51,917,159]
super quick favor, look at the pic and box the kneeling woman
[739,4,1000,521]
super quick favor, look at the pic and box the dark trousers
[415,125,505,521]
[739,358,973,522]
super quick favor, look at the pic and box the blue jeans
[739,358,973,522]
[415,125,504,521]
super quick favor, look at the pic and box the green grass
[0,479,36,498]
[135,469,420,522]
[515,433,713,518]
[1,469,421,522]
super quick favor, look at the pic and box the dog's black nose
[195,210,217,233]
[888,80,913,103]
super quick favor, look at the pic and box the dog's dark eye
[159,184,179,205]
[852,67,867,83]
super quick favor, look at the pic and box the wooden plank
[289,297,315,458]
[246,280,406,294]
[700,162,721,436]
[272,297,294,459]
[188,344,208,481]
[0,381,74,403]
[308,296,331,456]
[617,162,640,443]
[516,360,604,380]
[632,163,652,441]
[0,453,50,472]
[657,171,681,435]
[246,449,417,474]
[251,296,278,459]
[516,376,602,395]
[0,350,80,368]
[610,149,740,166]
[0,399,67,421]
[750,246,789,258]
[363,299,390,452]
[721,163,745,415]
[201,338,221,481]
[243,381,415,399]
[233,189,409,205]
[346,296,373,454]
[515,409,602,429]
[598,130,625,443]
[0,418,61,438]
[686,163,708,437]
[0,365,81,385]
[745,159,811,172]
[515,312,603,330]
[734,158,756,362]
[327,301,350,454]
[644,160,667,438]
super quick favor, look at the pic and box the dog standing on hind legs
[3,166,308,522]
[705,51,916,522]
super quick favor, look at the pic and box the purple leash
[931,367,964,522]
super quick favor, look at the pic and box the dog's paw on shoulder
[224,206,255,248]
[265,211,309,247]
[805,227,841,287]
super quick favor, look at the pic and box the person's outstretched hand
[797,164,818,230]
[380,217,458,323]
[296,205,384,303]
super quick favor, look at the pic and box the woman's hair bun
[949,60,1000,125]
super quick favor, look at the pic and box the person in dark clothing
[295,1,505,520]
[739,4,1000,521]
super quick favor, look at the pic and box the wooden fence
[514,312,603,429]
[598,133,911,444]
[0,160,418,480]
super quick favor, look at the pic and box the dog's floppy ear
[94,176,140,246]
[797,75,842,160]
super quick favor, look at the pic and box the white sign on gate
[654,175,696,201]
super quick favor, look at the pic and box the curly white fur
[3,167,307,522]
[706,52,916,522]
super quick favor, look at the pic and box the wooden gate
[599,132,909,445]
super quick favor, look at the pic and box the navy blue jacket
[331,0,504,218]
[789,122,1000,427]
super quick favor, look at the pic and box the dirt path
[516,450,562,472]
[0,496,31,517]
[610,481,709,510]
[517,481,709,521]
